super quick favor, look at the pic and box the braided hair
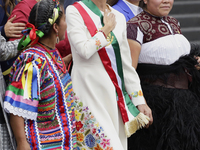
[29,0,63,38]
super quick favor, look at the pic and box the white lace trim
[4,101,37,120]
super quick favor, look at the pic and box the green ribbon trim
[18,29,44,51]
[82,0,140,116]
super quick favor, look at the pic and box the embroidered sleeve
[127,22,143,45]
[120,16,145,106]
[66,5,108,59]
[4,52,47,120]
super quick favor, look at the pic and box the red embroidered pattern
[127,11,182,43]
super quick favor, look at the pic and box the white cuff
[4,101,37,120]
[132,96,146,106]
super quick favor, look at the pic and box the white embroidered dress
[66,2,145,150]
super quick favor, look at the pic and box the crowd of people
[0,0,200,150]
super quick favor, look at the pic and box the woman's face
[57,7,67,41]
[145,0,174,17]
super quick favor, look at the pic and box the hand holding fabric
[137,103,153,128]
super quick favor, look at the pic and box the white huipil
[66,2,145,149]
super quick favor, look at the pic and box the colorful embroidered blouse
[4,46,76,150]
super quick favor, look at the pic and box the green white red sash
[73,0,149,137]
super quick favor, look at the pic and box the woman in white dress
[66,0,153,149]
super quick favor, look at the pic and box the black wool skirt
[128,84,200,150]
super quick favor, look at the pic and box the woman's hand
[137,103,153,128]
[62,54,72,68]
[4,15,26,38]
[194,56,200,70]
[101,9,116,37]
[17,141,31,150]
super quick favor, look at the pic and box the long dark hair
[139,0,146,9]
[107,0,118,6]
[17,0,64,51]
[29,0,63,38]
[0,0,16,17]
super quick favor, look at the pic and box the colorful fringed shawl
[4,46,76,150]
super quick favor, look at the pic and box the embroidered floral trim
[95,39,102,50]
[131,90,143,98]
[73,95,113,150]
[4,101,38,120]
[92,36,102,50]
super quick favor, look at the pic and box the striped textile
[4,46,76,150]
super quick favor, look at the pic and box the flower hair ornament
[48,0,60,25]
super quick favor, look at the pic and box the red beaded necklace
[38,42,66,74]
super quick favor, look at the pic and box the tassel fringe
[125,112,150,137]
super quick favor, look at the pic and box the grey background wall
[170,0,200,44]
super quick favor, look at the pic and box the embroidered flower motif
[95,122,99,128]
[76,121,83,131]
[97,139,101,143]
[92,128,96,134]
[100,138,110,148]
[77,133,84,142]
[83,106,89,111]
[106,147,113,150]
[75,110,81,121]
[94,144,103,150]
[131,91,138,97]
[98,128,101,133]
[74,96,113,149]
[85,134,95,148]
[95,38,102,50]
[96,133,99,138]
[100,133,105,138]
[96,39,101,46]
[138,90,143,96]
[80,128,84,132]
[74,147,80,150]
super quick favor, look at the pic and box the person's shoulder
[128,12,143,24]
[110,6,126,20]
[11,0,36,12]
[19,47,47,64]
[17,0,36,6]
[66,1,81,14]
[112,1,122,10]
[166,15,179,24]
